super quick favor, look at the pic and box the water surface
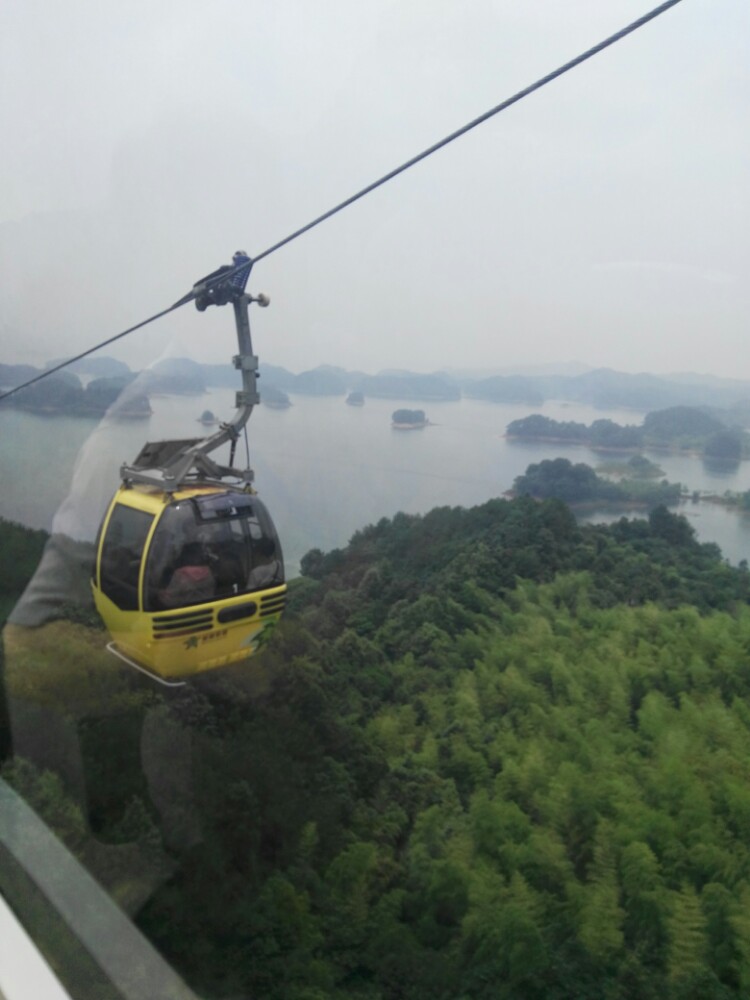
[4,393,750,571]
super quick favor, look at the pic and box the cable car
[92,254,286,684]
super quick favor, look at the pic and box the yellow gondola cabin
[92,252,286,683]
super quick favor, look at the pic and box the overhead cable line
[0,0,684,404]
[250,0,684,266]
[0,302,184,403]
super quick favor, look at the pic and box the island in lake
[116,393,152,419]
[0,371,152,419]
[512,457,682,508]
[11,353,750,431]
[392,408,428,430]
[507,407,750,462]
[261,385,291,409]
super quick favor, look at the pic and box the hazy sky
[1,0,748,379]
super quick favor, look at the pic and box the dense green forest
[513,457,682,506]
[4,502,750,998]
[507,409,749,460]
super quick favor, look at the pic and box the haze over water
[4,392,750,573]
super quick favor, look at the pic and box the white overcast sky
[1,0,748,378]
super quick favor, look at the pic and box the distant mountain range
[5,356,750,423]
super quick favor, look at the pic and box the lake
[3,392,750,572]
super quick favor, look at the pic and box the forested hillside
[4,502,750,998]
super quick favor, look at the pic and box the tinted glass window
[144,495,284,611]
[244,499,284,591]
[193,492,255,521]
[99,504,154,610]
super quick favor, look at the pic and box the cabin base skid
[102,608,280,684]
[105,642,188,688]
[105,633,276,685]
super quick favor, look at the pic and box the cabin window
[99,504,154,611]
[144,496,284,611]
[245,504,284,591]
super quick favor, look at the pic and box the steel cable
[0,0,685,404]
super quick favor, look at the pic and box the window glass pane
[144,502,213,611]
[99,505,154,611]
[144,496,283,610]
[193,492,255,521]
[210,518,251,599]
[246,499,284,591]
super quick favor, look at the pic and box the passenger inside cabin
[247,536,283,591]
[158,542,216,608]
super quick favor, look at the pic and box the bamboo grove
[4,499,750,998]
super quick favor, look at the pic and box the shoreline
[504,434,734,460]
[506,493,671,512]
